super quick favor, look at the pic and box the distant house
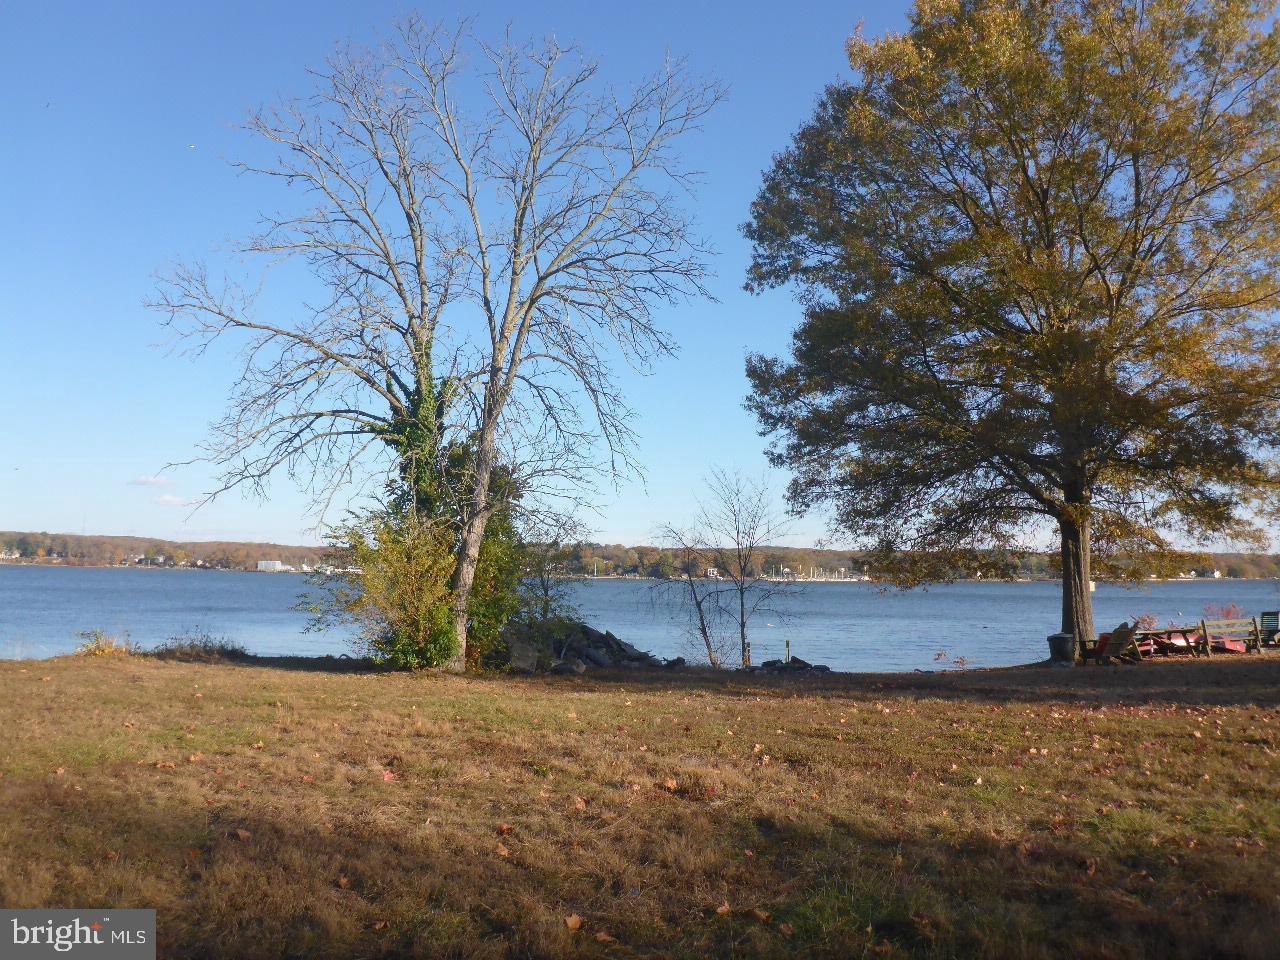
[256,560,287,573]
[705,567,720,579]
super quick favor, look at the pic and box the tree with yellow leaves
[746,0,1280,656]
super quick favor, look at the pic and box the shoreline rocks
[501,620,834,676]
[744,656,832,675]
[502,620,673,674]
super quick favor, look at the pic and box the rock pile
[504,621,676,675]
[743,656,832,675]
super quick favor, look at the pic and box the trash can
[1046,632,1076,665]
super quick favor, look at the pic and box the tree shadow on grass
[3,774,1276,960]
[138,649,1280,707]
[549,656,1280,709]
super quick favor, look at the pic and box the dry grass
[1,655,1278,959]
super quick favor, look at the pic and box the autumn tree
[745,0,1280,655]
[155,20,721,669]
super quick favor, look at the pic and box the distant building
[256,560,287,573]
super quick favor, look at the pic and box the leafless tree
[656,470,791,668]
[518,512,588,624]
[698,469,791,666]
[152,19,723,670]
[655,522,726,668]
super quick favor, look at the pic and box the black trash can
[1046,632,1076,665]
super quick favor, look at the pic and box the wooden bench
[1197,617,1263,655]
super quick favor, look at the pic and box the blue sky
[0,1,913,546]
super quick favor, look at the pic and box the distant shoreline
[0,560,1273,585]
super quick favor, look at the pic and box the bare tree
[656,470,791,668]
[152,19,723,670]
[518,512,587,624]
[698,469,791,667]
[655,523,726,668]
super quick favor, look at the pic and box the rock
[506,636,540,674]
[664,657,687,669]
[549,658,587,675]
[746,657,834,676]
[582,647,613,668]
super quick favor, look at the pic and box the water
[2,565,1277,672]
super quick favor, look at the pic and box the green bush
[311,511,460,669]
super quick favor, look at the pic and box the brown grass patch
[1,656,1278,958]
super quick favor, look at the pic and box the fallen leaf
[498,823,513,836]
[750,908,772,924]
[715,902,732,917]
[302,775,316,784]
[383,770,398,782]
[337,876,351,889]
[663,778,678,792]
[55,767,65,777]
[594,931,618,944]
[252,741,264,750]
[564,914,583,932]
[234,829,252,842]
[372,920,389,931]
[496,843,511,858]
[573,795,587,811]
[188,753,204,764]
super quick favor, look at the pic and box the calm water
[2,565,1278,672]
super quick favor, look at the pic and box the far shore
[1,559,1274,585]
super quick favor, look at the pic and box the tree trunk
[1058,507,1094,663]
[738,586,750,667]
[445,431,498,673]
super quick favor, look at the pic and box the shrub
[149,634,249,662]
[310,512,460,669]
[74,630,134,657]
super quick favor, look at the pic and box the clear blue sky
[0,1,912,546]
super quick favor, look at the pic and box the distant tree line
[5,530,1278,582]
[0,532,327,571]
[549,544,1280,582]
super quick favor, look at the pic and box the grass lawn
[1,654,1278,959]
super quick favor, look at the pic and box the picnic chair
[1082,623,1143,664]
[1260,611,1279,647]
